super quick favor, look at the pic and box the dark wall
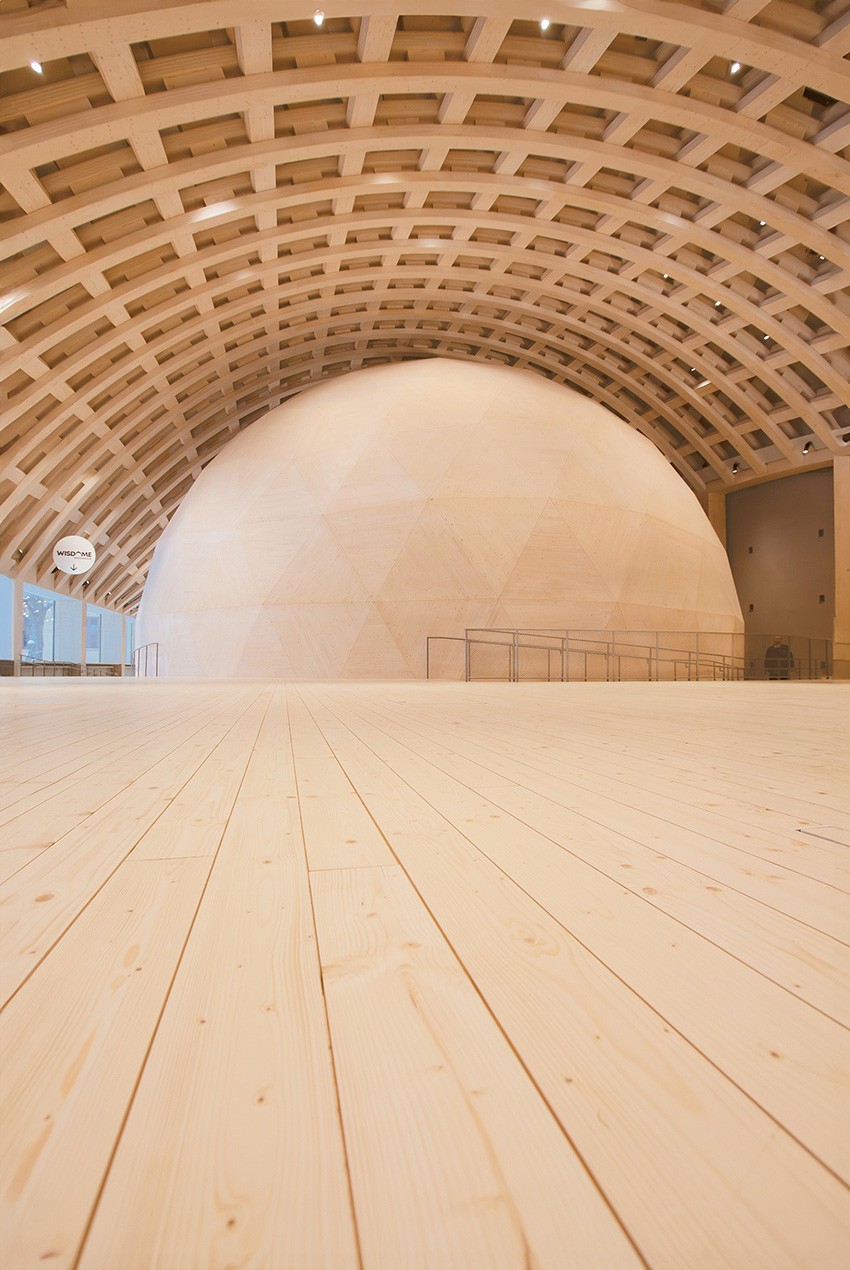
[726,469,834,639]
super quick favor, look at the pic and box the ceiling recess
[1,1,848,611]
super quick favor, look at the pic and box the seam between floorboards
[305,685,850,1193]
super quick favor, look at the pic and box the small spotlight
[759,220,766,226]
[802,441,812,454]
[715,300,722,307]
[30,60,43,73]
[818,255,825,261]
[730,61,741,74]
[732,461,740,474]
[763,334,769,341]
[540,17,550,30]
[663,274,669,280]
[313,8,324,24]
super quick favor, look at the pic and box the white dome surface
[138,359,742,677]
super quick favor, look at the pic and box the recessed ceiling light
[818,255,825,261]
[313,9,324,25]
[763,334,769,340]
[30,60,43,73]
[759,220,765,226]
[715,300,721,307]
[663,274,669,279]
[540,18,550,31]
[730,62,741,75]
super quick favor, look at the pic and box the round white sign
[53,535,96,574]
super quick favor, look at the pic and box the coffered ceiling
[1,0,848,610]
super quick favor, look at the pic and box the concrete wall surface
[726,470,834,641]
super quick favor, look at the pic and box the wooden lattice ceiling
[1,0,849,612]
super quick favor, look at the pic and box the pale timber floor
[0,679,849,1270]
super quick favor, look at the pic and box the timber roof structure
[1,0,849,611]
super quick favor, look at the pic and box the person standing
[764,635,795,679]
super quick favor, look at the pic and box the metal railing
[132,642,159,677]
[425,635,467,681]
[425,629,833,682]
[20,658,81,677]
[19,659,128,677]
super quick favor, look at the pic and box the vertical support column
[707,489,727,548]
[80,598,87,677]
[834,456,850,679]
[12,575,23,676]
[119,612,126,677]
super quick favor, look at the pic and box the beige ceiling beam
[2,0,846,606]
[2,63,846,196]
[356,14,398,63]
[99,299,760,474]
[4,203,842,419]
[3,164,843,344]
[234,22,273,76]
[463,16,512,63]
[22,325,717,586]
[651,46,707,91]
[1,259,835,522]
[90,45,146,100]
[816,8,850,56]
[560,28,614,74]
[3,264,804,531]
[0,0,840,88]
[3,118,843,278]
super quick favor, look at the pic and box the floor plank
[310,862,642,1269]
[1,678,848,1270]
[76,687,360,1270]
[302,686,850,1269]
[317,688,850,1021]
[0,686,261,1001]
[0,856,209,1270]
[0,686,260,881]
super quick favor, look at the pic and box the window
[86,604,123,665]
[86,612,102,663]
[23,587,55,662]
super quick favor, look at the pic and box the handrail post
[695,631,700,681]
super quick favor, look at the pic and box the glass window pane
[86,613,102,663]
[23,588,55,661]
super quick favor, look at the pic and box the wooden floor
[1,679,848,1270]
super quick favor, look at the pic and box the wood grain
[3,677,849,1270]
[76,688,359,1270]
